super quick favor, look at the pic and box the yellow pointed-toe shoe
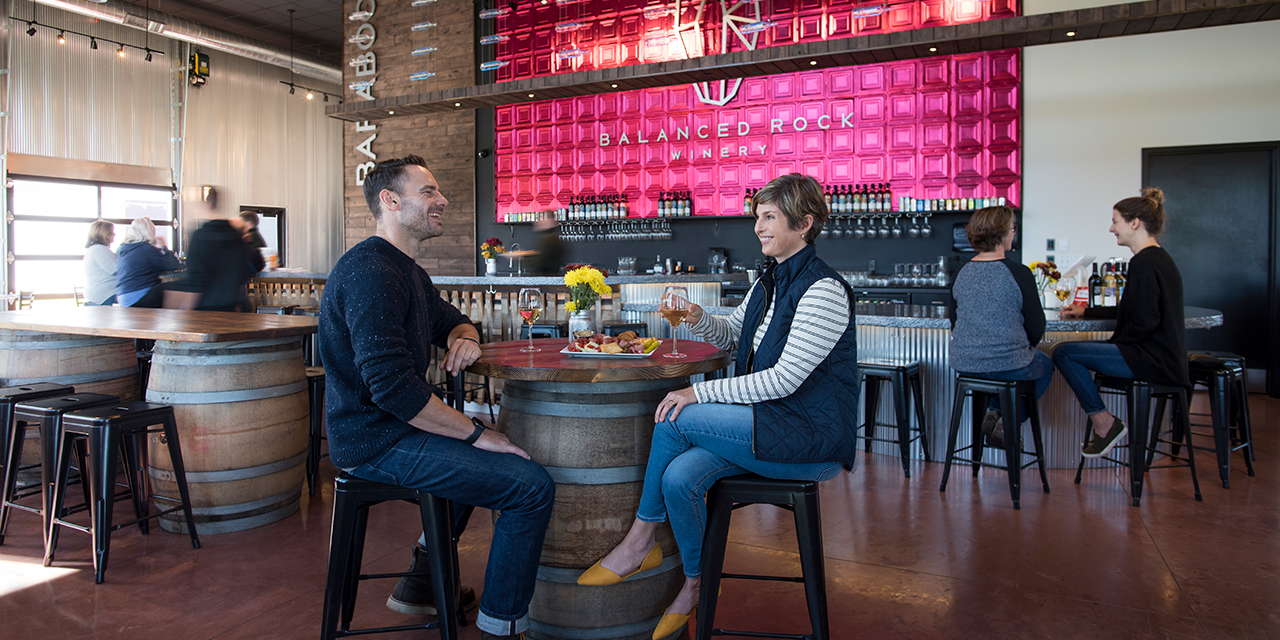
[577,543,663,586]
[651,606,694,639]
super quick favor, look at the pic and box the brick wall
[342,0,476,275]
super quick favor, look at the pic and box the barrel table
[468,337,730,640]
[0,307,317,534]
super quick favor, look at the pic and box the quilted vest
[735,243,859,468]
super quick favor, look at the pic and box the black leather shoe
[386,544,478,616]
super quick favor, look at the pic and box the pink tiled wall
[491,1,1022,220]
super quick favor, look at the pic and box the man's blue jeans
[957,350,1055,424]
[1052,341,1135,415]
[348,430,555,636]
[636,403,844,578]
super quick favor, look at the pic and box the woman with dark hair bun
[948,206,1054,446]
[576,173,859,639]
[1054,188,1189,458]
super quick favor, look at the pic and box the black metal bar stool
[1181,351,1254,488]
[306,366,328,496]
[856,358,930,477]
[696,474,829,640]
[1,393,122,549]
[46,401,201,583]
[603,321,649,337]
[1072,375,1202,506]
[443,322,494,422]
[940,376,1049,509]
[0,383,75,478]
[322,472,464,640]
[521,322,569,339]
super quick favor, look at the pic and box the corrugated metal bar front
[858,326,1127,470]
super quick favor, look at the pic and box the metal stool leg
[910,371,931,462]
[695,485,733,640]
[793,490,829,640]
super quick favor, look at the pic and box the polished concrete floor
[1,396,1276,639]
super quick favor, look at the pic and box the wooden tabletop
[0,307,318,342]
[467,338,730,383]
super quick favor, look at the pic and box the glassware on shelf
[517,288,543,353]
[659,286,690,359]
[829,216,843,240]
[920,213,933,238]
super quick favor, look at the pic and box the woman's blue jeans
[957,350,1055,424]
[636,403,843,578]
[348,430,555,636]
[1052,341,1135,415]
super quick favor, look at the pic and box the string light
[117,45,126,57]
[57,31,66,44]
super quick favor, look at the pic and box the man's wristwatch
[464,417,488,445]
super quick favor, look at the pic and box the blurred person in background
[83,220,118,306]
[116,217,179,308]
[238,210,268,249]
[186,213,266,313]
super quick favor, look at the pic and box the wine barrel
[145,336,309,534]
[0,330,139,401]
[498,378,686,640]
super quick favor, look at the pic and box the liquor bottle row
[900,196,1008,212]
[499,191,1012,224]
[656,191,694,217]
[1085,259,1128,308]
[559,219,672,242]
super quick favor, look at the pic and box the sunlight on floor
[0,556,78,597]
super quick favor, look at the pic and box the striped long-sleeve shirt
[690,277,850,405]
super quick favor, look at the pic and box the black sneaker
[1082,417,1127,458]
[386,544,479,616]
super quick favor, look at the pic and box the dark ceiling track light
[22,19,166,60]
[279,81,340,103]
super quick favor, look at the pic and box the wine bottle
[1088,263,1102,308]
[1102,264,1118,307]
[1116,262,1127,301]
[824,185,833,211]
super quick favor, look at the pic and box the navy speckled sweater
[319,237,471,469]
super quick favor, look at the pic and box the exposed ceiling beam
[326,0,1280,122]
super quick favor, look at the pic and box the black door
[1143,143,1279,395]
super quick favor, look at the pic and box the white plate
[560,342,660,358]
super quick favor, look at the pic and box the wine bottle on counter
[1088,263,1103,308]
[824,185,833,211]
[1102,264,1118,307]
[744,189,752,216]
[1117,262,1127,300]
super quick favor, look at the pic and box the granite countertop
[625,303,1224,332]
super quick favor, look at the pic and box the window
[7,177,176,304]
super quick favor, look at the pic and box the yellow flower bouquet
[480,237,505,260]
[1027,260,1061,292]
[563,264,612,313]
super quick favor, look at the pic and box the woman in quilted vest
[576,174,860,639]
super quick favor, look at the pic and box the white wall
[180,51,344,272]
[1021,17,1280,269]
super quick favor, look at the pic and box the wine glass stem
[672,333,678,355]
[528,322,534,351]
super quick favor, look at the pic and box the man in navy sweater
[320,155,554,640]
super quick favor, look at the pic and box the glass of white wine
[660,285,690,359]
[517,288,543,353]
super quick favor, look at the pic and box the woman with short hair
[115,217,180,308]
[576,173,859,639]
[947,206,1054,446]
[1055,188,1188,457]
[83,220,119,306]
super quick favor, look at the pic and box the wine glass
[660,286,690,359]
[517,288,543,353]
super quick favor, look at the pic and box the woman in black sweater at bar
[1054,188,1189,458]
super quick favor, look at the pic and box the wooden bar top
[0,307,318,343]
[467,337,730,383]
